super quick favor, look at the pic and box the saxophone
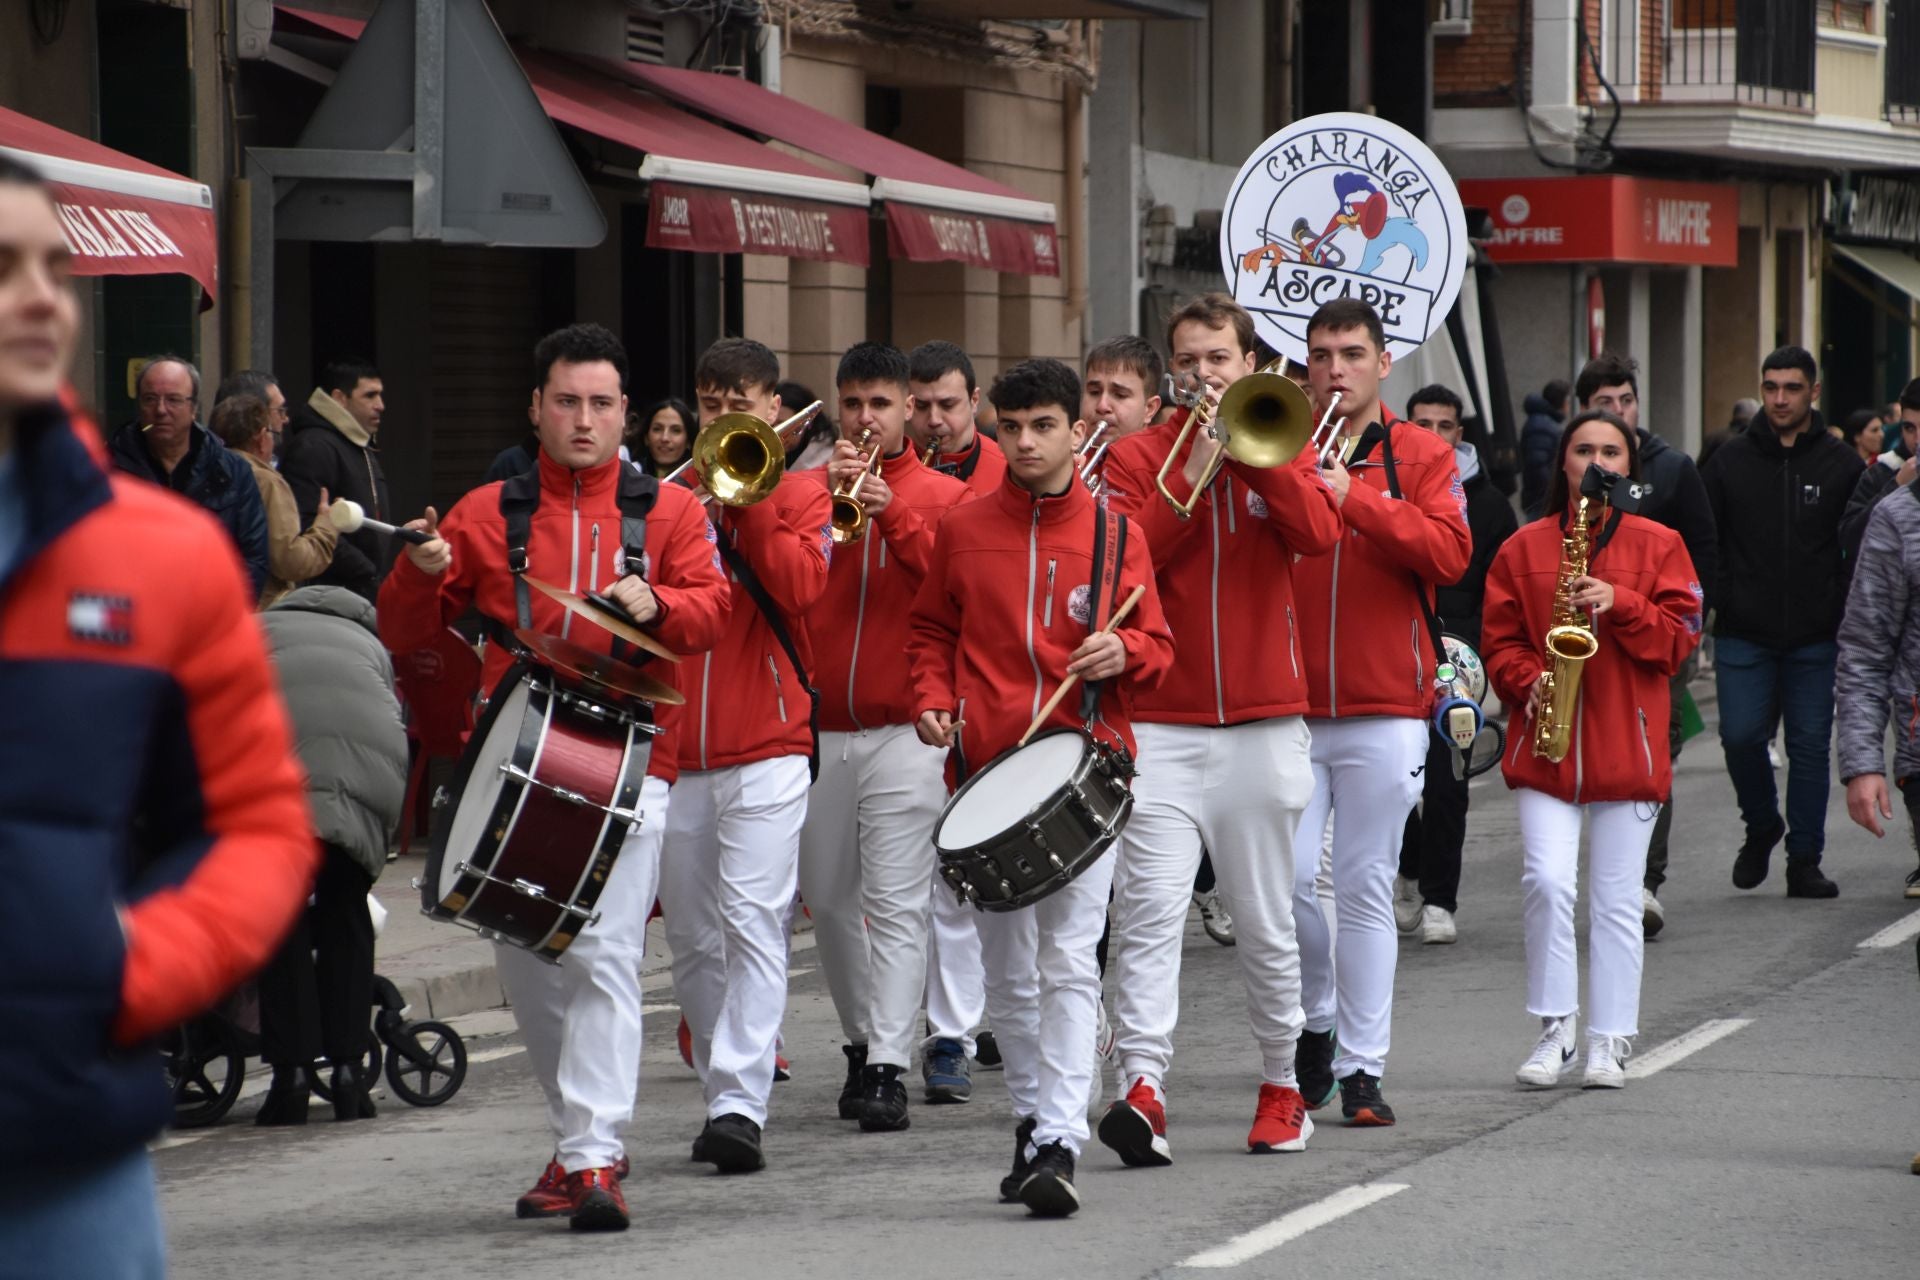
[1531,495,1601,763]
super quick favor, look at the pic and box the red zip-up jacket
[1101,409,1343,725]
[377,450,732,782]
[806,443,970,731]
[935,432,1008,499]
[908,474,1175,774]
[1482,509,1703,804]
[1292,416,1473,719]
[669,473,832,771]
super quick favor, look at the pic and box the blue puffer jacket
[108,421,270,598]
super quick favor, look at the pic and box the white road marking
[468,1045,527,1066]
[1625,1018,1754,1079]
[1178,1183,1409,1269]
[152,1131,207,1152]
[1857,907,1920,950]
[640,1003,680,1015]
[788,966,814,979]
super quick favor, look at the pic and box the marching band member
[911,340,1005,499]
[798,343,970,1132]
[909,357,1173,1216]
[657,339,832,1174]
[1481,410,1701,1090]
[1097,294,1343,1163]
[378,323,730,1231]
[1289,298,1471,1127]
[1081,335,1165,442]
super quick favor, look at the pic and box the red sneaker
[1247,1083,1313,1153]
[677,1015,694,1070]
[514,1159,572,1219]
[773,1052,792,1083]
[567,1167,630,1232]
[613,1154,629,1182]
[1096,1077,1172,1167]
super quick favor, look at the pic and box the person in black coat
[1518,379,1570,518]
[280,358,393,602]
[1840,378,1920,562]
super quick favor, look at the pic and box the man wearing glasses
[107,355,269,598]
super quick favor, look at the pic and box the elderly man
[211,393,337,608]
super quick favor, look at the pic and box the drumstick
[1017,584,1147,748]
[329,498,433,546]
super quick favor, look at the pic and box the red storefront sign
[645,181,870,267]
[885,203,1060,277]
[1458,176,1738,267]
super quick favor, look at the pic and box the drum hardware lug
[431,785,451,810]
[511,877,548,899]
[997,879,1014,899]
[1047,852,1065,871]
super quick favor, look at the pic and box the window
[1819,0,1875,31]
[1434,0,1472,36]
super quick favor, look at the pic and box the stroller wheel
[164,1019,246,1129]
[305,1041,383,1103]
[384,1020,467,1106]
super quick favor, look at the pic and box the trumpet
[830,427,880,543]
[1153,359,1313,518]
[665,400,824,507]
[1077,420,1112,493]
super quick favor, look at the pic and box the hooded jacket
[1519,392,1565,517]
[1835,482,1920,784]
[1632,427,1719,611]
[281,388,393,601]
[1701,411,1865,649]
[1840,439,1914,562]
[1434,441,1520,652]
[108,420,269,599]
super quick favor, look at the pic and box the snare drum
[934,730,1134,912]
[420,659,655,960]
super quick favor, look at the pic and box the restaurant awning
[0,105,219,300]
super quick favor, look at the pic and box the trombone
[830,426,881,543]
[665,400,824,507]
[1153,359,1314,518]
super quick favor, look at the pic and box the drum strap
[1078,497,1127,724]
[498,464,660,651]
[716,535,821,784]
[1362,424,1449,673]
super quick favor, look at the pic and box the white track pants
[1110,718,1316,1091]
[495,777,668,1174]
[925,875,984,1053]
[657,756,810,1126]
[797,726,945,1068]
[1292,716,1428,1080]
[977,850,1116,1156]
[1516,789,1655,1038]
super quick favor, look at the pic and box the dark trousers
[1645,654,1698,892]
[1398,730,1466,914]
[1714,636,1838,862]
[258,843,376,1069]
[1898,776,1920,860]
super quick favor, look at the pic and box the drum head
[937,732,1087,850]
[436,677,533,900]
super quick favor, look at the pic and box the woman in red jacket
[1481,410,1703,1090]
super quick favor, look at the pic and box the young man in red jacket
[1095,294,1344,1165]
[799,343,971,1131]
[380,323,730,1230]
[1288,298,1472,1127]
[1081,334,1165,445]
[656,338,832,1174]
[909,357,1174,1216]
[911,339,1005,499]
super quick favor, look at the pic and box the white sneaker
[1515,1015,1576,1089]
[1642,887,1666,938]
[1392,876,1422,933]
[1193,889,1236,946]
[1767,740,1783,770]
[1583,1034,1630,1089]
[1094,1001,1116,1063]
[1419,904,1456,945]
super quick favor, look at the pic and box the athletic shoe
[677,1015,693,1070]
[858,1063,911,1131]
[514,1159,572,1219]
[1094,1002,1117,1063]
[1392,875,1422,933]
[613,1155,629,1181]
[1419,904,1456,945]
[1194,889,1236,946]
[1339,1071,1396,1126]
[1767,740,1782,769]
[1785,861,1840,899]
[1642,888,1666,938]
[974,1029,1003,1070]
[566,1167,629,1232]
[773,1052,792,1083]
[923,1038,972,1105]
[1097,1077,1172,1167]
[837,1042,867,1120]
[1247,1083,1313,1153]
[1018,1141,1081,1217]
[1732,816,1785,889]
[1905,866,1920,899]
[1295,1028,1338,1110]
[701,1113,766,1173]
[999,1116,1037,1202]
[1583,1034,1630,1089]
[1514,1015,1577,1089]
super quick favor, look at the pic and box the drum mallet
[329,498,434,546]
[1017,584,1147,747]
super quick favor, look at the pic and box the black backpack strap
[499,469,541,632]
[1079,497,1126,724]
[1377,425,1450,673]
[715,530,821,784]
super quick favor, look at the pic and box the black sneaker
[998,1116,1037,1202]
[974,1029,1002,1070]
[1017,1141,1081,1217]
[1339,1071,1396,1127]
[700,1113,766,1173]
[858,1063,911,1132]
[1295,1028,1338,1110]
[837,1042,867,1120]
[1785,860,1839,899]
[1732,816,1786,890]
[689,1119,709,1162]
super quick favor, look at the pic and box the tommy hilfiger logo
[68,593,133,645]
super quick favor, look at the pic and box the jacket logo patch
[1802,483,1821,505]
[820,524,834,563]
[1067,584,1092,625]
[1449,473,1468,522]
[1685,580,1704,635]
[703,519,722,573]
[68,593,133,646]
[1245,490,1270,519]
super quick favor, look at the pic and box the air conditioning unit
[233,0,275,60]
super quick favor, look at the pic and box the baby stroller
[163,972,467,1128]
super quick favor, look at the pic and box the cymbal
[513,629,686,707]
[524,576,681,663]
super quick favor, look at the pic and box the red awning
[0,105,219,300]
[601,61,1061,277]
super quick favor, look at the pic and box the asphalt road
[156,728,1920,1279]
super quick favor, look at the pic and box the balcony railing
[1663,0,1816,108]
[1890,0,1920,122]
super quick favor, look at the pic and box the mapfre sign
[1459,175,1738,267]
